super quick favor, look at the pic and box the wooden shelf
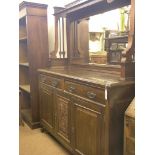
[19,36,27,41]
[19,62,29,67]
[20,85,30,93]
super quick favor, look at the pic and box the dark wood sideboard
[18,0,135,154]
[37,0,135,154]
[38,65,134,155]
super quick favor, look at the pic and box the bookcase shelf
[19,1,49,129]
[19,85,30,93]
[19,36,27,41]
[19,62,29,67]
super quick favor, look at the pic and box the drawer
[39,74,64,89]
[65,81,105,104]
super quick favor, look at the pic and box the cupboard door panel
[73,102,102,155]
[56,94,71,143]
[40,84,55,129]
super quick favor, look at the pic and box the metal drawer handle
[51,80,58,87]
[87,91,96,99]
[68,85,76,93]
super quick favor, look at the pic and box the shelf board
[19,36,27,41]
[19,85,30,93]
[19,62,29,67]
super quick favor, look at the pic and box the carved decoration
[52,8,67,59]
[57,97,69,139]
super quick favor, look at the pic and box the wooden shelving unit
[19,1,49,129]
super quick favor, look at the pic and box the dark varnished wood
[39,78,74,153]
[39,74,64,89]
[65,80,105,104]
[38,65,122,84]
[52,0,134,80]
[19,66,30,85]
[70,19,89,64]
[104,82,134,155]
[38,0,135,154]
[39,84,55,131]
[38,66,134,155]
[19,1,49,129]
[19,1,48,19]
[54,0,130,20]
[72,97,103,155]
[55,91,72,146]
[20,91,31,109]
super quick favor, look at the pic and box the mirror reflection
[89,5,131,64]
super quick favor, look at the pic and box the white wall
[89,9,120,32]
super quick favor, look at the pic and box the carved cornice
[54,0,130,20]
[65,0,90,8]
[19,1,47,11]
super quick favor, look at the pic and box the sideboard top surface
[38,66,134,87]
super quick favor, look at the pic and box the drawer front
[65,81,105,104]
[39,74,64,89]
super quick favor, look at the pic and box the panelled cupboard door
[40,84,55,130]
[55,92,71,144]
[73,99,102,155]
